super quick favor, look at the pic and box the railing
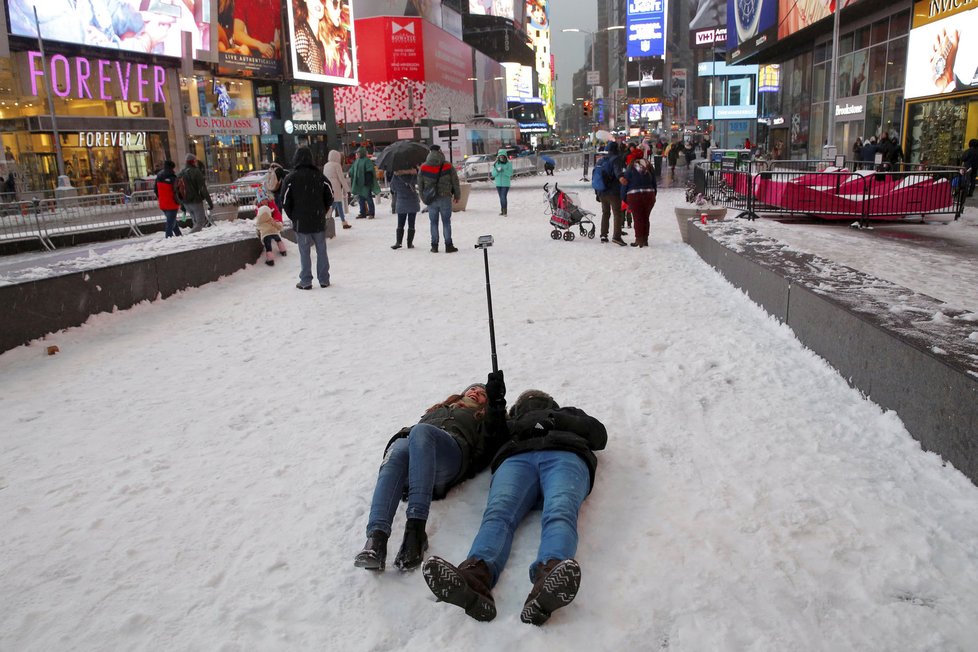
[0,183,248,250]
[694,161,965,226]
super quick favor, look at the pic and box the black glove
[486,370,506,404]
[533,417,555,433]
[207,200,214,210]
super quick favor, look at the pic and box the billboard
[777,0,831,39]
[286,0,358,85]
[7,0,211,57]
[626,57,664,99]
[627,0,667,57]
[629,102,663,122]
[470,0,515,21]
[504,63,534,101]
[905,3,978,99]
[726,0,777,61]
[218,0,283,77]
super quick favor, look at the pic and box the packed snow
[3,170,978,651]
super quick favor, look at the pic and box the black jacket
[385,400,509,498]
[492,406,607,492]
[281,149,334,234]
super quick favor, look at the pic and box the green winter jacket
[490,149,513,187]
[349,153,381,198]
[178,162,211,204]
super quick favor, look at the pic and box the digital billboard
[777,0,831,40]
[629,102,663,122]
[470,0,515,21]
[218,0,283,77]
[627,0,667,57]
[286,0,358,85]
[905,3,978,99]
[726,0,777,61]
[626,57,664,99]
[7,0,211,57]
[504,63,534,101]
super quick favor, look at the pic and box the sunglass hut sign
[22,51,167,103]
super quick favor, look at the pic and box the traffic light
[358,125,364,139]
[582,100,592,119]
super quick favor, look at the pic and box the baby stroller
[544,183,595,241]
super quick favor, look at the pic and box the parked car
[461,153,538,181]
[229,169,267,203]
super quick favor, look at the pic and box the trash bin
[454,181,472,211]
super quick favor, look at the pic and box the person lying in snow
[422,389,607,625]
[354,371,508,572]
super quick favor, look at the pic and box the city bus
[432,117,521,164]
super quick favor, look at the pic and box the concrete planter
[675,205,727,244]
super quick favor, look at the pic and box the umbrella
[374,141,429,173]
[594,130,614,142]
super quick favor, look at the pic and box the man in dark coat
[961,139,978,197]
[423,389,607,626]
[281,146,334,289]
[178,153,213,233]
[859,137,879,169]
[598,142,626,245]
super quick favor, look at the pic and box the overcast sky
[549,2,598,107]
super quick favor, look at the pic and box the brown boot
[520,559,581,625]
[422,556,496,622]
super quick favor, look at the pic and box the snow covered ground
[3,170,978,651]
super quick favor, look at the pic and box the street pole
[448,107,454,166]
[825,4,841,159]
[33,7,65,181]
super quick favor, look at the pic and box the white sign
[187,116,261,136]
[587,70,601,85]
[834,95,866,121]
[77,131,146,148]
[441,107,452,119]
[397,128,415,139]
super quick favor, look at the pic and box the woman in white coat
[323,149,352,229]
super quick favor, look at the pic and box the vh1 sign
[691,27,727,48]
[18,51,168,103]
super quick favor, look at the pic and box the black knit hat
[509,389,558,418]
[463,383,486,394]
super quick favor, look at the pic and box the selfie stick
[474,235,498,373]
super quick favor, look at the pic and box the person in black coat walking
[281,146,334,289]
[355,371,508,572]
[961,138,978,197]
[423,389,607,625]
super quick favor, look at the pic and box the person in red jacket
[154,160,182,238]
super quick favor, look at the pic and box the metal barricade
[697,161,965,225]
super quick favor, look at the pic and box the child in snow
[256,205,287,266]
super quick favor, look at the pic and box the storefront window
[885,37,907,91]
[868,46,887,94]
[883,92,903,137]
[853,26,870,51]
[871,19,888,45]
[907,99,968,164]
[840,33,854,56]
[865,93,884,137]
[813,64,827,103]
[890,10,911,38]
[838,54,853,99]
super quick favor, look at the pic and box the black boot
[431,243,439,253]
[393,518,428,571]
[520,559,581,625]
[353,530,389,572]
[444,242,458,253]
[391,228,404,250]
[407,228,416,248]
[423,556,496,622]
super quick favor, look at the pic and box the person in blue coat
[490,149,513,215]
[541,155,556,176]
[388,167,420,249]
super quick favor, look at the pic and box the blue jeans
[163,209,181,237]
[427,196,453,245]
[496,185,509,211]
[332,200,346,222]
[396,212,417,229]
[366,424,463,536]
[358,194,375,217]
[467,451,590,586]
[296,230,330,287]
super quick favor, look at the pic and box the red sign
[355,17,424,84]
[422,21,471,93]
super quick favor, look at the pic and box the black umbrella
[375,141,429,173]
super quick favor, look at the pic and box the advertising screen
[626,57,664,99]
[7,0,211,58]
[286,0,358,85]
[777,0,832,39]
[504,63,534,101]
[470,0,515,21]
[905,5,978,99]
[218,0,283,77]
[627,0,666,57]
[726,0,777,60]
[628,102,663,122]
[689,0,727,33]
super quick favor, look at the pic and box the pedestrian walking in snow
[154,160,182,238]
[619,150,657,248]
[323,149,352,229]
[423,389,607,625]
[349,147,379,219]
[281,146,334,289]
[490,149,513,215]
[354,371,508,572]
[418,145,461,253]
[388,167,420,249]
[178,153,213,234]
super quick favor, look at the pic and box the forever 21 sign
[77,131,147,148]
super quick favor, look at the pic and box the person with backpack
[263,162,286,208]
[489,149,513,215]
[177,153,213,233]
[349,147,380,219]
[281,146,334,290]
[154,160,182,238]
[596,142,626,246]
[418,144,461,253]
[422,388,607,625]
[323,149,352,229]
[619,150,657,248]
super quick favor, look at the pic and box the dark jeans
[262,234,282,251]
[599,192,624,240]
[496,185,509,211]
[163,209,182,238]
[396,213,417,229]
[358,194,375,217]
